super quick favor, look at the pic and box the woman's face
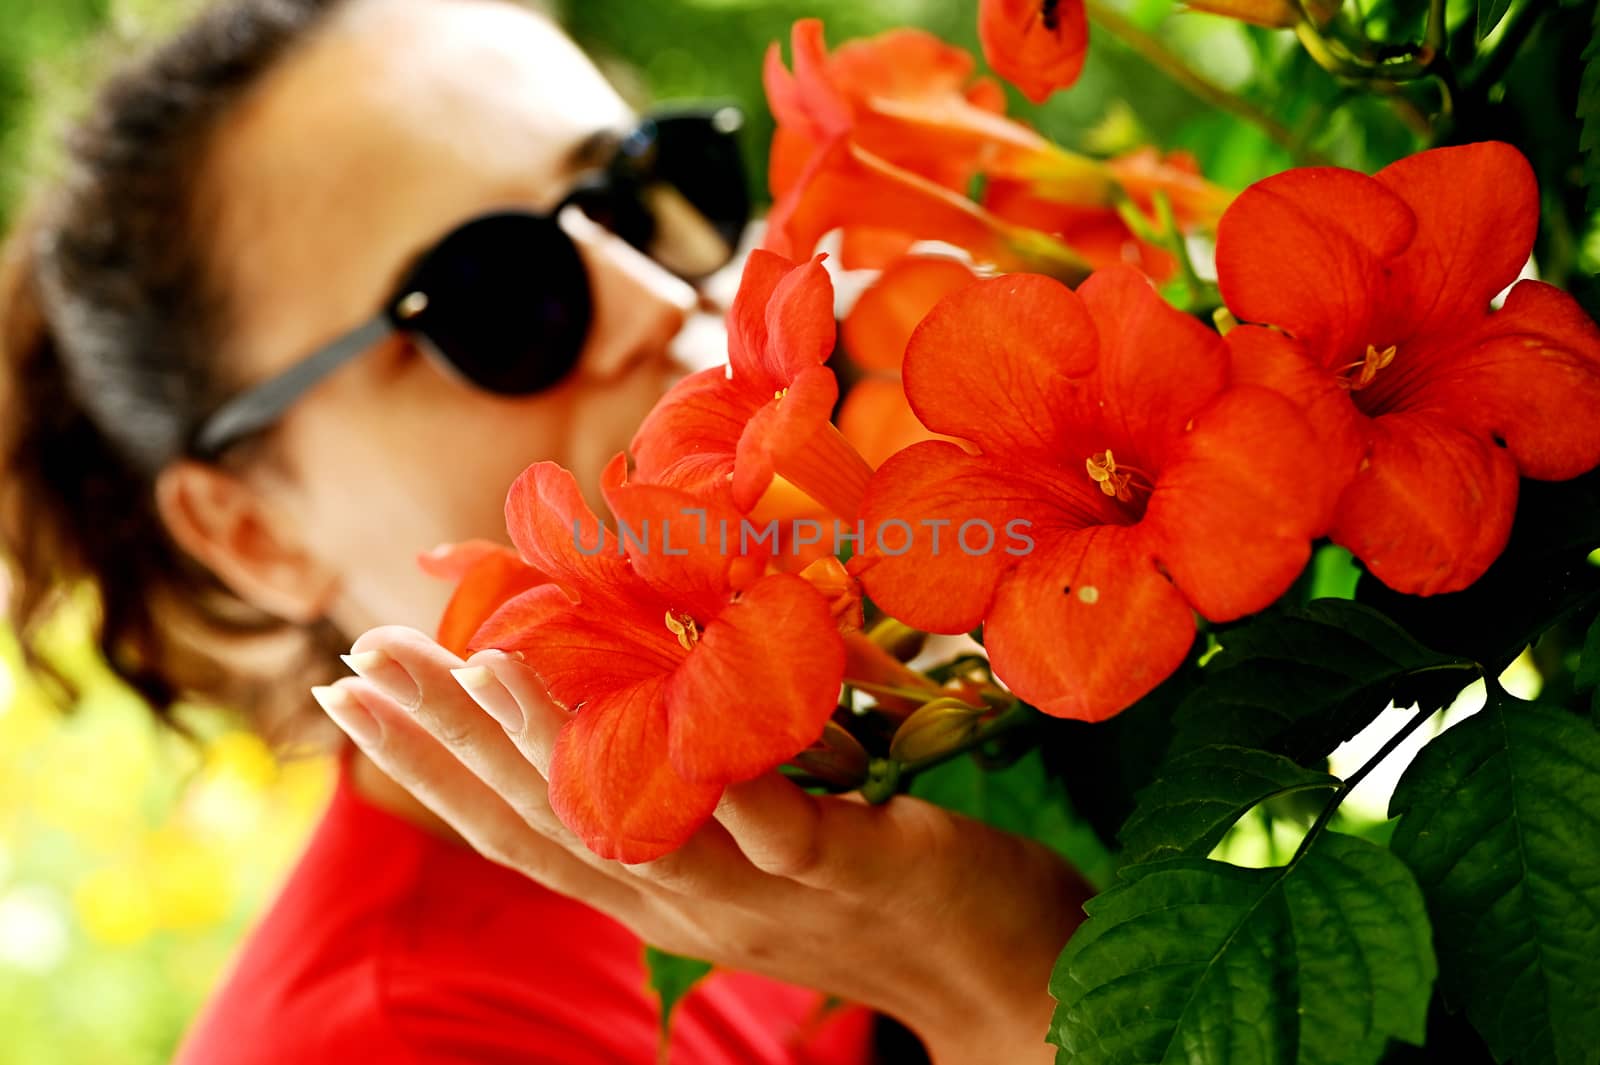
[197,0,707,636]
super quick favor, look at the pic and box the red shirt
[173,759,874,1064]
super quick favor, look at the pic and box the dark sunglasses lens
[391,213,590,395]
[648,110,751,250]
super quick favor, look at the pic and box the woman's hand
[314,625,1090,1065]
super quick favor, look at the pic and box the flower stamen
[1085,449,1147,502]
[664,609,700,651]
[1337,344,1398,391]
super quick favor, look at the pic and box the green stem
[1084,0,1331,166]
[1151,190,1215,310]
[1292,0,1444,83]
[844,678,944,704]
[858,701,1042,803]
[1290,665,1478,864]
[861,757,902,804]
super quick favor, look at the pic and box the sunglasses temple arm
[190,314,393,458]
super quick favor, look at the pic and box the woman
[0,0,1088,1061]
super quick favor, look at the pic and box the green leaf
[1577,613,1600,720]
[1050,832,1436,1065]
[1171,600,1476,765]
[911,749,1116,888]
[643,946,713,1050]
[1357,472,1600,673]
[1118,745,1339,865]
[1580,0,1600,212]
[1478,0,1514,39]
[1388,699,1600,1065]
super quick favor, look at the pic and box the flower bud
[866,617,927,662]
[888,697,990,764]
[788,721,870,788]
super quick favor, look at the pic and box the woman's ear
[154,459,338,624]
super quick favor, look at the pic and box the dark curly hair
[0,0,351,739]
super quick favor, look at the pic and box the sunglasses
[189,104,750,459]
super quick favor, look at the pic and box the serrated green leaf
[1478,0,1514,39]
[1118,745,1339,865]
[1359,473,1600,673]
[1388,699,1600,1065]
[1171,600,1477,765]
[1050,832,1436,1065]
[911,750,1116,888]
[644,946,713,1049]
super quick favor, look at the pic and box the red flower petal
[665,573,845,784]
[985,181,1174,280]
[843,256,978,373]
[978,0,1090,103]
[796,555,864,631]
[838,377,943,470]
[421,542,549,657]
[727,250,802,391]
[732,363,840,512]
[1330,411,1520,595]
[1375,142,1538,340]
[1216,167,1415,370]
[629,367,759,500]
[484,587,680,707]
[838,228,919,271]
[1223,325,1363,530]
[602,456,759,620]
[828,25,980,102]
[761,254,838,386]
[852,441,1110,633]
[1399,280,1600,481]
[1075,266,1229,467]
[902,273,1097,457]
[985,524,1195,721]
[504,462,633,602]
[548,674,724,863]
[1106,147,1233,228]
[765,139,1037,268]
[1144,386,1321,621]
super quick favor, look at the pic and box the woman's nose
[560,207,695,381]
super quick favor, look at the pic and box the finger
[715,773,910,892]
[310,678,641,914]
[344,627,574,847]
[462,650,566,772]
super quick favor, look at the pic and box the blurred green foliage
[0,0,1595,1062]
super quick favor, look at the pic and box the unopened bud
[798,556,863,632]
[788,721,870,787]
[889,697,989,764]
[867,617,927,662]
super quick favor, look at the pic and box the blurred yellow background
[0,602,331,1065]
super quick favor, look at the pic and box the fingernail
[450,665,525,733]
[311,685,381,746]
[341,649,420,708]
[452,665,495,690]
[342,650,389,672]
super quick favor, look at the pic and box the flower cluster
[427,18,1600,861]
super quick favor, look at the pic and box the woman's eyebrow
[564,126,625,173]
